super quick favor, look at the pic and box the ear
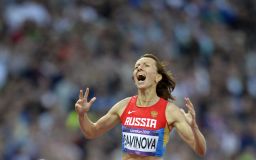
[155,74,162,83]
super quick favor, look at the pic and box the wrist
[78,112,87,117]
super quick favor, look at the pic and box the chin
[136,85,144,89]
[136,84,148,89]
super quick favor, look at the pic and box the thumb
[86,97,96,110]
[88,97,96,105]
[180,108,186,115]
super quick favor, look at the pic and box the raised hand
[180,97,196,127]
[75,88,96,116]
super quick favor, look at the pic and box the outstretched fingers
[76,88,97,112]
[185,97,193,109]
[184,97,195,117]
[84,88,89,100]
[79,88,90,102]
[79,90,83,99]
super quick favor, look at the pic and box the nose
[137,65,143,70]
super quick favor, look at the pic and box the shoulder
[166,101,180,114]
[165,101,184,125]
[116,97,132,107]
[110,97,132,116]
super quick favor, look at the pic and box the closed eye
[134,62,151,70]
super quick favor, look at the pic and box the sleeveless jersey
[120,96,170,157]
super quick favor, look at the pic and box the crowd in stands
[0,0,255,159]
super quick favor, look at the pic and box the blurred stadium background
[0,0,256,160]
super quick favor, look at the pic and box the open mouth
[137,74,146,82]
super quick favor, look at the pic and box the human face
[133,57,161,89]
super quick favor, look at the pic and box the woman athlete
[75,54,206,160]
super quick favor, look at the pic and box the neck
[137,88,159,106]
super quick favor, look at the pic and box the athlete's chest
[122,104,167,130]
[120,96,168,129]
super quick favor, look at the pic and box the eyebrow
[134,62,151,67]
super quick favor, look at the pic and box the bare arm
[166,98,206,156]
[75,88,129,139]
